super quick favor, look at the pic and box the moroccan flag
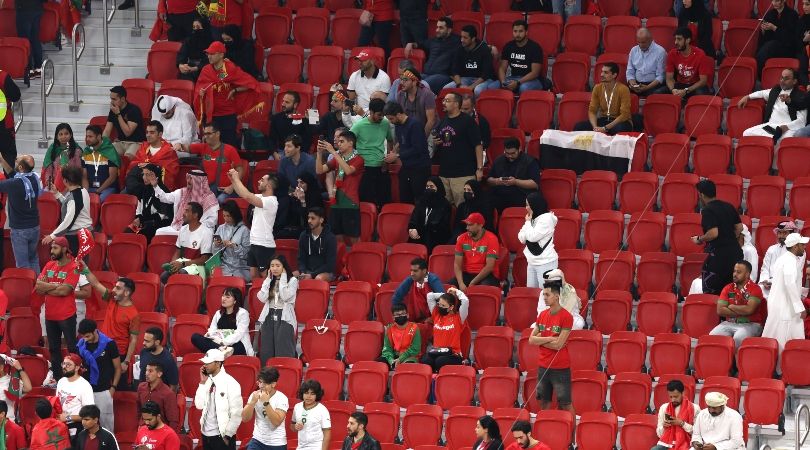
[75,228,95,262]
[29,418,70,450]
[539,130,642,176]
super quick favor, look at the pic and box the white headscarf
[151,95,199,146]
[704,392,728,407]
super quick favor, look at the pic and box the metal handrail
[12,101,22,134]
[37,59,55,148]
[100,0,117,74]
[797,403,810,450]
[69,23,86,112]
[131,0,142,36]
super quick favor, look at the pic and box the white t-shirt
[0,375,15,421]
[56,376,95,417]
[293,402,331,450]
[347,68,391,110]
[250,195,278,248]
[252,390,289,445]
[177,223,214,256]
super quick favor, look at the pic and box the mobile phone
[665,414,674,420]
[213,235,221,241]
[762,125,777,135]
[501,177,509,181]
[344,99,355,108]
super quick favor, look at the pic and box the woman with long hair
[408,176,452,253]
[191,287,253,356]
[41,165,92,256]
[518,192,559,288]
[257,255,299,364]
[213,200,251,281]
[126,164,174,242]
[42,123,83,192]
[422,287,469,372]
[292,379,332,450]
[472,416,503,450]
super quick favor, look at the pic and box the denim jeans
[552,0,581,21]
[88,186,118,203]
[422,74,453,94]
[10,226,40,272]
[484,77,544,94]
[443,77,492,98]
[46,315,77,379]
[16,9,43,70]
[246,440,286,450]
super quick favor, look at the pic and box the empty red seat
[516,90,555,135]
[594,250,635,291]
[789,177,810,220]
[576,412,618,450]
[435,365,476,410]
[479,367,519,411]
[377,203,415,247]
[465,285,502,331]
[391,363,432,407]
[147,41,181,82]
[620,414,659,450]
[746,175,786,217]
[571,370,608,415]
[300,319,340,362]
[306,359,345,401]
[330,9,362,49]
[681,294,721,339]
[636,252,677,295]
[737,336,779,382]
[718,57,757,99]
[0,268,36,310]
[107,234,146,275]
[776,137,810,181]
[619,172,658,214]
[727,95,764,138]
[364,402,400,444]
[345,242,386,285]
[533,410,574,450]
[540,169,576,210]
[568,329,603,371]
[661,173,699,216]
[343,321,383,364]
[578,170,617,213]
[121,79,155,120]
[591,290,632,335]
[562,15,601,55]
[347,360,388,405]
[528,13,562,57]
[693,335,734,380]
[584,210,624,254]
[718,0,753,20]
[473,326,514,370]
[651,133,690,176]
[100,193,137,236]
[684,96,722,137]
[710,174,744,210]
[646,16,676,46]
[484,12,524,50]
[557,91,591,131]
[402,404,443,448]
[734,136,773,179]
[255,7,292,48]
[724,19,760,57]
[551,208,581,250]
[643,94,682,135]
[781,340,810,386]
[605,331,647,375]
[292,7,329,48]
[636,292,677,337]
[669,213,704,258]
[551,52,591,93]
[610,373,652,418]
[649,333,691,377]
[603,16,641,53]
[306,45,343,86]
[476,89,514,129]
[332,281,373,325]
[626,212,666,255]
[743,378,785,430]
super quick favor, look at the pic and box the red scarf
[196,59,259,125]
[658,400,695,450]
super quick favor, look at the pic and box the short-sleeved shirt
[250,195,278,248]
[107,102,146,142]
[82,152,119,188]
[718,280,766,325]
[535,308,573,369]
[56,376,95,417]
[434,113,482,178]
[138,347,180,386]
[80,339,120,391]
[189,143,242,186]
[700,199,741,251]
[501,39,544,79]
[455,230,499,274]
[665,47,710,86]
[100,301,140,357]
[135,424,181,450]
[346,68,392,110]
[252,390,289,446]
[350,117,393,168]
[40,260,81,321]
[293,402,332,450]
[395,86,436,129]
[327,154,365,209]
[176,223,214,260]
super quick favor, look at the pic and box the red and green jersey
[535,308,573,369]
[455,230,500,275]
[718,279,766,325]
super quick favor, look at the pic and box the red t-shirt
[455,230,500,275]
[535,307,573,369]
[189,142,243,186]
[328,154,365,209]
[718,279,766,325]
[431,307,464,355]
[39,260,80,321]
[101,301,141,356]
[135,424,181,450]
[665,47,710,85]
[505,442,551,450]
[361,0,395,21]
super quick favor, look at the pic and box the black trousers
[46,315,77,379]
[191,333,247,355]
[420,352,463,373]
[202,435,236,450]
[451,271,500,287]
[398,165,430,204]
[359,166,391,210]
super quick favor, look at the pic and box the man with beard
[710,261,767,349]
[486,137,540,213]
[295,207,337,282]
[433,93,483,206]
[270,91,311,159]
[486,20,545,95]
[383,101,430,204]
[151,95,199,155]
[739,68,806,142]
[278,134,316,191]
[759,221,804,297]
[130,121,180,191]
[391,257,444,323]
[77,319,121,433]
[394,68,436,134]
[691,393,745,450]
[665,27,711,100]
[136,363,180,432]
[82,125,120,202]
[347,50,391,111]
[317,87,350,140]
[448,25,495,98]
[104,86,146,158]
[135,401,181,450]
[404,17,460,93]
[227,169,278,278]
[341,412,381,450]
[55,354,95,437]
[692,180,743,295]
[189,123,244,203]
[137,328,178,390]
[73,405,118,450]
[460,95,490,150]
[506,421,549,450]
[651,380,697,450]
[574,63,635,135]
[350,98,394,210]
[0,153,41,272]
[35,237,81,379]
[453,213,500,289]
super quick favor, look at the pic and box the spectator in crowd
[408,177,452,253]
[30,398,71,449]
[487,138,540,212]
[759,221,803,297]
[295,207,337,282]
[739,224,759,281]
[0,153,40,272]
[158,202,214,283]
[693,180,743,295]
[351,98,393,210]
[506,421,546,450]
[348,50,392,111]
[678,0,716,58]
[154,0,198,41]
[674,0,711,16]
[574,63,635,135]
[148,169,219,236]
[227,169,278,278]
[292,379,332,450]
[127,164,174,242]
[137,327,179,390]
[316,131,364,244]
[535,269,585,330]
[460,95,491,150]
[242,367,289,450]
[799,0,810,87]
[192,287,253,357]
[357,0,393,58]
[341,412,381,450]
[177,17,213,82]
[651,380,697,450]
[36,237,81,379]
[518,192,558,288]
[397,0,430,46]
[394,68,437,134]
[379,303,422,369]
[627,28,668,96]
[130,120,181,191]
[433,93,483,206]
[221,24,260,79]
[530,281,575,416]
[196,41,259,148]
[0,356,31,423]
[82,125,120,202]
[552,0,579,20]
[286,172,325,239]
[423,288,469,371]
[194,348,244,450]
[448,25,495,97]
[279,134,317,190]
[739,68,806,142]
[691,393,746,450]
[318,86,351,140]
[42,123,83,192]
[453,212,500,289]
[135,401,181,450]
[757,0,800,74]
[452,179,494,239]
[271,93,312,159]
[0,401,24,450]
[104,86,146,158]
[151,95,199,155]
[486,20,545,94]
[710,260,766,349]
[405,17,461,93]
[189,123,244,203]
[387,60,431,103]
[257,255,299,365]
[213,200,251,281]
[77,319,121,433]
[136,363,180,432]
[472,416,502,450]
[666,27,711,99]
[0,65,19,174]
[56,354,95,437]
[15,0,44,80]
[392,257,445,323]
[383,102,430,204]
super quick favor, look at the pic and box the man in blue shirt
[0,153,40,271]
[278,134,317,190]
[626,28,668,96]
[391,257,445,323]
[383,101,431,204]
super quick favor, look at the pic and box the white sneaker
[221,346,234,359]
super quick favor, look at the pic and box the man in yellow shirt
[574,63,634,135]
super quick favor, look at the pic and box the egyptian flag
[539,130,642,176]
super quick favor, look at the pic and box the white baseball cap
[200,349,226,364]
[785,233,809,248]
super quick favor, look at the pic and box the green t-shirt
[350,117,394,168]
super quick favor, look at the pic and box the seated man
[486,137,540,213]
[574,63,635,135]
[506,421,549,450]
[486,19,545,95]
[447,25,495,98]
[404,16,460,93]
[188,123,244,203]
[151,95,198,155]
[626,28,668,96]
[278,134,317,190]
[103,85,146,157]
[710,260,766,349]
[295,207,337,282]
[665,27,711,100]
[651,380,697,450]
[378,303,422,370]
[691,393,746,450]
[159,201,214,283]
[270,91,311,159]
[82,125,121,202]
[453,212,500,289]
[392,257,445,323]
[130,121,180,191]
[741,68,807,142]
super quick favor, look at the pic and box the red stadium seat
[620,414,659,450]
[147,41,181,82]
[478,0,511,14]
[332,281,374,325]
[359,202,377,243]
[157,79,194,106]
[571,369,608,415]
[107,234,146,275]
[710,174,743,210]
[364,402,401,444]
[428,245,455,283]
[179,354,204,397]
[626,212,666,255]
[761,57,799,87]
[345,242,386,285]
[300,319,340,362]
[540,169,576,210]
[681,294,721,339]
[473,326,513,370]
[718,0,753,20]
[292,7,329,48]
[497,207,526,254]
[255,7,292,48]
[646,16,676,47]
[718,57,757,99]
[171,314,210,358]
[163,274,203,318]
[205,276,246,319]
[452,11,485,38]
[100,193,137,236]
[145,235,177,275]
[479,367,519,411]
[603,16,640,53]
[557,249,594,292]
[532,410,574,450]
[6,314,40,348]
[113,391,139,434]
[600,0,632,15]
[377,203,415,247]
[347,360,388,405]
[528,13,562,56]
[578,170,617,213]
[494,408,530,446]
[551,52,591,93]
[649,332,692,377]
[619,172,658,214]
[516,90,555,135]
[551,208,582,250]
[330,9,362,49]
[484,12,523,50]
[387,47,425,74]
[636,292,677,336]
[777,137,810,181]
[669,213,704,257]
[653,374,696,411]
[651,133,690,176]
[593,52,630,87]
[594,250,635,291]
[737,337,779,382]
[343,320,383,364]
[605,331,647,375]
[128,272,160,313]
[726,95,764,138]
[746,175,786,217]
[435,365,476,410]
[699,376,741,410]
[583,210,624,254]
[465,285,502,331]
[610,373,652,417]
[306,359,345,401]
[743,378,785,430]
[679,252,707,294]
[0,268,36,310]
[307,46,344,86]
[267,357,302,399]
[735,136,774,179]
[274,82,313,113]
[724,20,760,57]
[517,327,541,373]
[576,412,618,450]
[557,91,591,131]
[387,243,427,281]
[693,335,734,380]
[391,363,432,407]
[684,96,722,137]
[274,239,299,273]
[789,177,810,220]
[562,15,601,55]
[504,287,542,332]
[476,89,514,129]
[121,79,155,120]
[402,404,443,448]
[373,282,398,326]
[781,339,810,386]
[591,290,632,335]
[643,94,682,135]
[445,406,485,449]
[265,45,304,88]
[568,329,603,371]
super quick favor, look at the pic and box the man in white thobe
[691,392,745,450]
[151,95,199,157]
[738,68,807,143]
[762,232,808,371]
[759,220,804,297]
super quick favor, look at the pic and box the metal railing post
[796,403,809,450]
[37,59,55,148]
[131,0,142,36]
[100,0,117,75]
[69,23,86,112]
[12,101,22,134]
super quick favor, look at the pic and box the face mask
[437,306,450,316]
[425,187,436,195]
[463,192,474,202]
[394,316,408,326]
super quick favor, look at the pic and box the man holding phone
[652,380,697,450]
[738,68,807,143]
[486,137,539,213]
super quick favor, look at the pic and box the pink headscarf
[172,170,218,229]
[774,220,799,235]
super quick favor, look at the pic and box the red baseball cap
[354,49,373,62]
[462,212,485,225]
[204,41,226,54]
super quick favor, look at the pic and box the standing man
[738,68,806,142]
[394,68,437,134]
[135,401,182,450]
[0,153,40,272]
[315,130,365,245]
[692,180,743,295]
[137,328,179,390]
[762,233,808,369]
[347,50,391,111]
[391,257,445,323]
[651,380,697,450]
[77,319,122,433]
[433,93,483,206]
[130,121,180,191]
[756,0,800,75]
[74,405,119,450]
[136,362,180,432]
[350,98,394,210]
[626,28,667,96]
[270,92,311,158]
[227,169,278,279]
[448,25,495,98]
[82,125,121,202]
[189,123,244,203]
[103,86,146,158]
[341,412,381,450]
[505,421,549,450]
[241,367,289,450]
[383,101,431,204]
[691,393,746,450]
[153,0,198,41]
[759,221,804,297]
[295,207,337,282]
[453,213,500,290]
[710,260,766,349]
[665,28,711,100]
[574,63,635,135]
[486,137,540,213]
[487,20,545,95]
[194,349,244,450]
[278,134,317,191]
[56,354,96,437]
[404,17,460,93]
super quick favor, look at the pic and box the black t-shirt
[502,39,543,79]
[138,347,180,386]
[434,113,482,178]
[107,102,146,142]
[82,340,120,392]
[701,199,741,250]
